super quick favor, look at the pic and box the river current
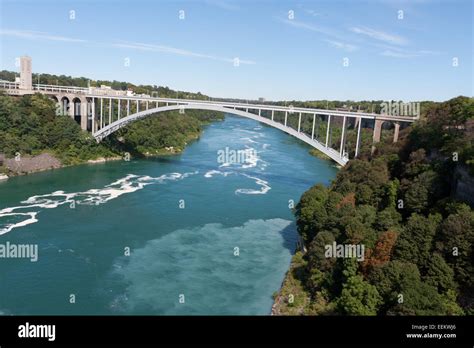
[0,115,337,315]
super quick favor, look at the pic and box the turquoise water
[0,115,337,315]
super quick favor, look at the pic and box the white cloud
[324,39,358,52]
[418,49,441,55]
[0,29,87,43]
[279,18,358,53]
[350,26,407,45]
[304,9,321,17]
[113,41,256,65]
[378,44,441,58]
[279,18,338,38]
[380,50,418,58]
[205,0,239,11]
[1,28,255,66]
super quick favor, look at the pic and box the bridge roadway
[0,81,418,166]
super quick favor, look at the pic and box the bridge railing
[0,81,20,89]
[0,82,419,123]
[33,84,89,94]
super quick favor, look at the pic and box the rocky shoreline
[1,153,62,178]
[0,153,123,179]
[0,145,191,180]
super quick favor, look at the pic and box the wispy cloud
[278,18,357,52]
[418,49,441,55]
[113,41,256,65]
[205,0,239,11]
[304,9,321,17]
[381,50,418,58]
[0,29,87,43]
[324,39,358,52]
[350,26,407,45]
[1,29,255,65]
[279,18,338,38]
[379,45,442,58]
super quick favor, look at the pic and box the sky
[0,0,472,101]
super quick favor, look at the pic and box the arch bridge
[1,80,417,166]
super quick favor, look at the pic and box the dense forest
[274,96,474,316]
[0,91,223,171]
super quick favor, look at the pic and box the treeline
[0,70,209,100]
[276,96,474,315]
[0,92,223,169]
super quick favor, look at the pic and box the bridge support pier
[393,122,400,143]
[91,98,96,133]
[325,115,331,147]
[80,97,88,131]
[372,119,385,143]
[100,98,103,129]
[311,114,316,139]
[355,116,362,157]
[284,111,288,127]
[339,116,347,157]
[298,112,302,132]
[372,119,385,155]
[109,98,112,125]
[68,99,75,119]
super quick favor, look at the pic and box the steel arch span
[92,103,349,166]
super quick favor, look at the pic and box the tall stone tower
[19,56,32,90]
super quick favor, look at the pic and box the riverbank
[0,144,194,178]
[0,93,225,179]
[0,152,126,178]
[271,252,311,315]
[309,148,331,161]
[0,132,203,178]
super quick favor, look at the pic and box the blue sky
[0,0,472,101]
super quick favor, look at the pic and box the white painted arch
[93,103,349,166]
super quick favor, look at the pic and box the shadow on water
[278,221,299,254]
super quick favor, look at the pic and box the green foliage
[337,274,381,315]
[0,94,118,164]
[437,208,474,288]
[295,184,329,243]
[276,96,473,316]
[0,92,224,168]
[425,253,457,294]
[393,213,441,269]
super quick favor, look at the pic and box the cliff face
[454,165,474,207]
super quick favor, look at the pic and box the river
[0,115,337,315]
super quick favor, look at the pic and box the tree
[393,213,441,269]
[437,208,474,287]
[337,275,381,315]
[403,170,440,214]
[424,253,457,294]
[363,231,398,274]
[295,184,329,244]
